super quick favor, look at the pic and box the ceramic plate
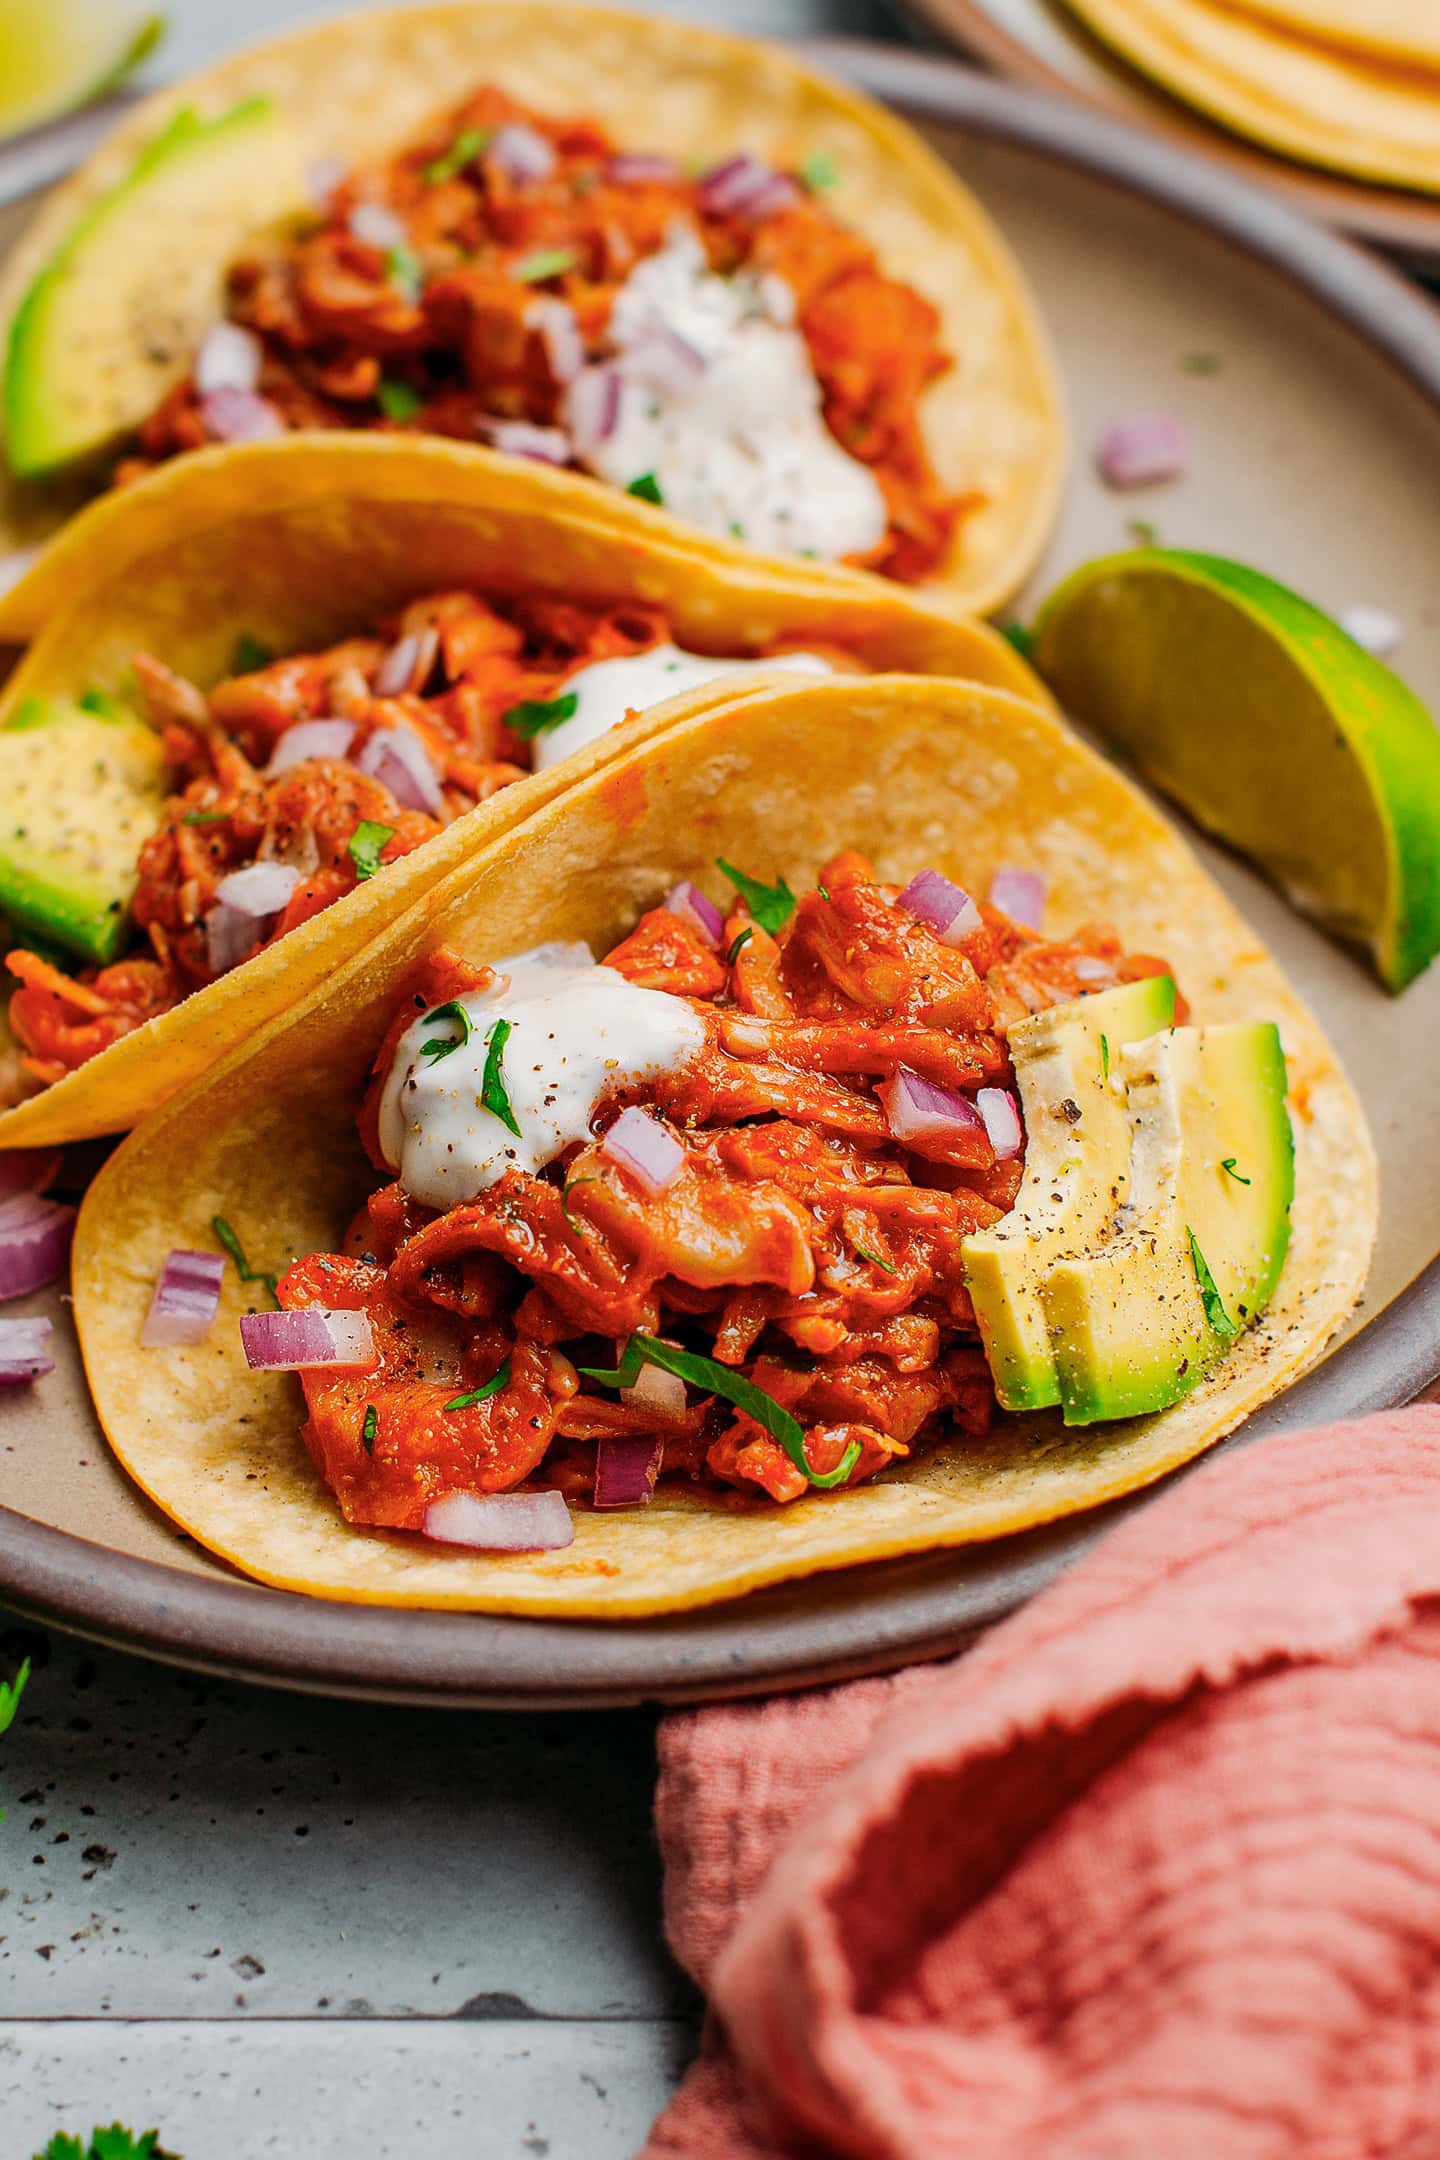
[2,54,1439,1705]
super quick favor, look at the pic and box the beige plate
[3,59,1440,1702]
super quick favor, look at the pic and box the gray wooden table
[0,3,896,2151]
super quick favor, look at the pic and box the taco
[72,676,1376,1616]
[0,2,1063,632]
[0,434,1040,1149]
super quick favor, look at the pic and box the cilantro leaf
[725,927,754,967]
[480,1017,522,1136]
[361,1404,378,1455]
[230,632,272,675]
[851,1241,897,1276]
[211,1214,279,1308]
[1188,1229,1238,1340]
[348,819,395,882]
[39,2138,86,2160]
[514,246,577,283]
[182,809,227,826]
[800,150,838,191]
[422,124,490,185]
[444,1357,512,1412]
[418,999,474,1063]
[579,1333,860,1489]
[1099,1033,1110,1082]
[1127,518,1160,547]
[717,858,795,936]
[0,1656,29,1739]
[1220,1157,1251,1185]
[501,690,578,741]
[377,378,423,422]
[38,2128,169,2160]
[1000,620,1033,657]
[626,471,663,504]
[385,243,424,300]
[78,686,130,721]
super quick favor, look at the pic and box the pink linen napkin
[643,1408,1440,2159]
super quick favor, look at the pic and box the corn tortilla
[73,676,1377,1616]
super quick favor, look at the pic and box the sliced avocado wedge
[961,974,1177,1412]
[1043,1023,1294,1426]
[0,697,166,966]
[4,97,305,477]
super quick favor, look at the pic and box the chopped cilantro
[182,809,227,826]
[800,150,839,191]
[230,631,272,675]
[211,1214,279,1308]
[1181,351,1222,374]
[1000,620,1033,656]
[1099,1033,1110,1082]
[444,1357,512,1412]
[717,857,796,936]
[480,1016,522,1136]
[422,124,490,185]
[0,1655,29,1739]
[385,243,424,300]
[1127,518,1160,546]
[561,1174,598,1230]
[626,471,664,504]
[1188,1229,1238,1340]
[418,999,474,1063]
[502,690,578,740]
[514,246,578,283]
[816,883,830,900]
[851,1241,896,1275]
[1220,1157,1251,1185]
[725,927,754,967]
[348,819,395,882]
[77,686,129,720]
[37,2131,170,2160]
[361,1404,378,1455]
[377,377,423,422]
[580,1334,860,1489]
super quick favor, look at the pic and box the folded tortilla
[73,675,1377,1616]
[0,434,1042,1148]
[0,0,1065,625]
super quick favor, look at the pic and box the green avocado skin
[0,696,166,967]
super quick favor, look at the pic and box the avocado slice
[4,97,306,477]
[961,974,1178,1412]
[1043,1023,1294,1425]
[0,697,167,965]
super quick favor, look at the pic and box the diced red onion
[0,1194,76,1301]
[373,624,441,698]
[987,865,1046,929]
[1340,604,1401,658]
[142,1249,226,1348]
[594,1429,664,1509]
[566,366,622,457]
[527,296,584,384]
[622,328,706,396]
[194,321,262,397]
[665,880,724,948]
[880,1068,985,1160]
[199,388,285,444]
[307,154,345,208]
[607,152,680,186]
[216,861,302,918]
[601,1106,685,1193]
[239,1307,376,1371]
[1097,413,1188,489]
[422,1488,574,1551]
[480,417,572,465]
[1071,955,1115,985]
[976,1086,1023,1161]
[0,1316,53,1386]
[0,1149,62,1207]
[698,155,800,221]
[204,902,258,978]
[348,200,407,250]
[899,868,982,947]
[490,123,555,183]
[356,726,445,815]
[267,719,356,775]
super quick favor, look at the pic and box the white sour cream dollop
[532,641,831,771]
[567,226,888,563]
[378,944,705,1210]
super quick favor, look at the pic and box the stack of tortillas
[1057,0,1440,193]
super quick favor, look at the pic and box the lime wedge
[1032,549,1440,991]
[0,2,164,143]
